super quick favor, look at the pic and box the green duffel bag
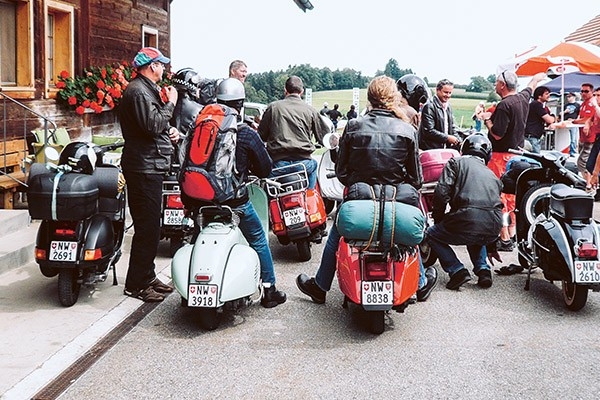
[336,199,425,246]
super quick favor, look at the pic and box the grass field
[310,88,493,130]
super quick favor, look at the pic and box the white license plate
[163,209,185,226]
[49,241,78,262]
[188,284,218,307]
[362,280,393,305]
[574,260,600,283]
[283,207,306,226]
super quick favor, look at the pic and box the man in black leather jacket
[427,133,503,290]
[119,47,180,302]
[296,75,437,304]
[419,79,460,150]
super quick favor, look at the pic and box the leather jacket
[118,75,176,174]
[336,109,422,189]
[432,155,503,238]
[419,96,455,150]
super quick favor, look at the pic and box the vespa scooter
[160,160,193,256]
[510,148,600,310]
[27,141,126,307]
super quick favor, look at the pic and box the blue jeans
[315,223,427,291]
[426,223,493,276]
[236,201,276,285]
[569,127,578,156]
[475,119,482,132]
[526,136,542,154]
[272,158,318,189]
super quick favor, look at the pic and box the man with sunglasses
[482,70,546,252]
[573,83,596,179]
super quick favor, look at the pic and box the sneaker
[261,285,287,308]
[296,273,326,304]
[124,286,165,302]
[150,277,174,293]
[496,238,515,252]
[476,269,493,288]
[446,268,472,290]
[416,266,438,302]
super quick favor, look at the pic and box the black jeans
[123,171,163,291]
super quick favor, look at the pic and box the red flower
[75,106,85,115]
[82,99,91,107]
[96,80,105,89]
[68,96,77,105]
[85,87,91,94]
[59,70,70,79]
[55,81,66,89]
[101,68,107,79]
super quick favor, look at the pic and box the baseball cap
[132,47,170,68]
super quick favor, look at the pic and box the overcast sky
[170,0,598,85]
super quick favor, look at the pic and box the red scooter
[265,163,328,262]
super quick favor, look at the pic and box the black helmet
[171,68,201,98]
[461,133,492,164]
[216,78,245,111]
[59,142,98,174]
[397,74,429,111]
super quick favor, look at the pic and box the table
[549,123,585,153]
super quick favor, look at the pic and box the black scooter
[160,160,193,257]
[27,142,126,307]
[510,149,600,311]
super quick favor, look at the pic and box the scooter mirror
[323,132,340,150]
[44,146,60,162]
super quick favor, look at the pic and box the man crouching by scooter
[213,78,286,308]
[296,75,437,304]
[426,133,503,290]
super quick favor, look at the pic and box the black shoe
[417,266,438,302]
[477,269,493,288]
[296,273,326,304]
[446,268,472,290]
[496,238,514,252]
[261,285,287,308]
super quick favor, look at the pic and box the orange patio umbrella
[515,41,600,76]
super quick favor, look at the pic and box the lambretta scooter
[27,141,126,307]
[510,148,600,311]
[171,178,274,330]
[265,163,328,262]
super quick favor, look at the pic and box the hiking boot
[446,268,472,290]
[261,285,287,308]
[150,277,174,293]
[496,238,515,252]
[296,273,326,304]
[124,286,165,302]
[477,269,493,288]
[417,266,438,302]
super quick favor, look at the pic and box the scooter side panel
[393,251,419,305]
[171,244,193,298]
[534,218,573,281]
[248,183,269,237]
[220,244,260,302]
[336,240,362,305]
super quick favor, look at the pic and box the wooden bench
[0,139,28,209]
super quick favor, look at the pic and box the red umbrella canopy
[515,41,600,76]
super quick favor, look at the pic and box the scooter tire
[420,240,437,268]
[297,239,312,262]
[323,198,337,215]
[198,308,220,331]
[39,263,59,278]
[518,183,552,238]
[562,281,588,311]
[169,237,184,257]
[369,310,385,335]
[58,269,81,307]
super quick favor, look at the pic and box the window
[0,0,33,92]
[46,1,74,93]
[142,25,158,48]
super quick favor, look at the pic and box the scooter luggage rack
[265,163,309,198]
[419,182,437,196]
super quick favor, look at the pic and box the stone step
[0,212,38,276]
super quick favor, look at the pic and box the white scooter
[317,132,344,214]
[171,178,274,330]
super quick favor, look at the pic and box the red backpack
[179,103,241,204]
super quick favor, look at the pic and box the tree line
[244,58,497,104]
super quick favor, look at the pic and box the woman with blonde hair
[296,75,438,305]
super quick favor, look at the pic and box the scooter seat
[550,183,593,221]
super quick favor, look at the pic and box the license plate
[163,209,185,226]
[188,284,218,307]
[574,260,600,283]
[49,241,78,262]
[362,281,393,305]
[283,207,306,226]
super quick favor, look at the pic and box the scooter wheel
[323,198,337,215]
[562,281,589,311]
[198,308,220,330]
[58,269,81,307]
[297,239,312,262]
[419,240,437,268]
[369,310,385,335]
[169,237,184,257]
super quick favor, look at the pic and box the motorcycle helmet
[58,142,98,174]
[460,133,492,164]
[397,74,430,112]
[216,77,245,111]
[171,68,201,99]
